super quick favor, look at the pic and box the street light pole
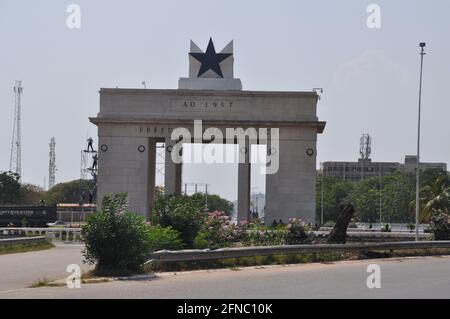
[379,163,382,224]
[321,163,324,226]
[415,42,426,241]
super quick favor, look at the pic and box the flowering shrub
[430,212,450,240]
[164,209,316,248]
[245,218,312,246]
[244,229,286,246]
[194,211,247,249]
[285,218,313,245]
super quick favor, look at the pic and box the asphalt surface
[0,243,92,292]
[1,252,450,298]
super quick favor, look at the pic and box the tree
[348,172,416,223]
[418,174,450,222]
[316,175,353,224]
[351,177,381,223]
[21,183,46,205]
[421,169,449,188]
[192,193,234,216]
[379,172,415,223]
[316,170,450,224]
[0,172,23,204]
[44,179,94,205]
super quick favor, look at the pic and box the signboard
[0,206,57,227]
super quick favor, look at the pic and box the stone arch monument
[90,38,326,225]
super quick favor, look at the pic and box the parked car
[46,221,67,228]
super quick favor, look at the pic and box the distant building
[250,192,265,219]
[402,155,447,173]
[231,192,266,221]
[322,156,447,181]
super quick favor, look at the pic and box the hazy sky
[1,0,449,201]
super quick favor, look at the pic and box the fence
[1,228,82,242]
[57,211,96,224]
[147,240,450,263]
[56,204,96,223]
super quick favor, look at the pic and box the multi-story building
[322,156,447,181]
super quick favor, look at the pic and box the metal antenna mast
[9,80,23,180]
[359,133,372,160]
[49,137,56,189]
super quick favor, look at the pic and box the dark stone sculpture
[327,203,355,244]
[92,154,98,170]
[87,137,94,152]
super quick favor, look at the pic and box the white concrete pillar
[147,138,157,220]
[96,135,151,218]
[265,135,317,225]
[237,142,251,222]
[165,137,182,196]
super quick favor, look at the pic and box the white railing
[0,227,82,242]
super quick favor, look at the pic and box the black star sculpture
[189,38,232,78]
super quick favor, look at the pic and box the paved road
[1,255,450,298]
[0,243,92,292]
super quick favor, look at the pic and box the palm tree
[412,175,450,222]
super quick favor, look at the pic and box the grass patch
[0,241,54,256]
[29,278,63,288]
[361,248,450,259]
[145,248,450,273]
[90,267,146,277]
[80,271,112,284]
[29,271,112,289]
[145,252,352,273]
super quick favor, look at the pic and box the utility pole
[415,42,426,241]
[9,81,23,181]
[49,137,56,189]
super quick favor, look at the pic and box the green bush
[148,225,184,252]
[152,195,207,247]
[82,193,151,275]
[406,223,416,232]
[381,223,391,232]
[430,212,450,240]
[193,231,210,249]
